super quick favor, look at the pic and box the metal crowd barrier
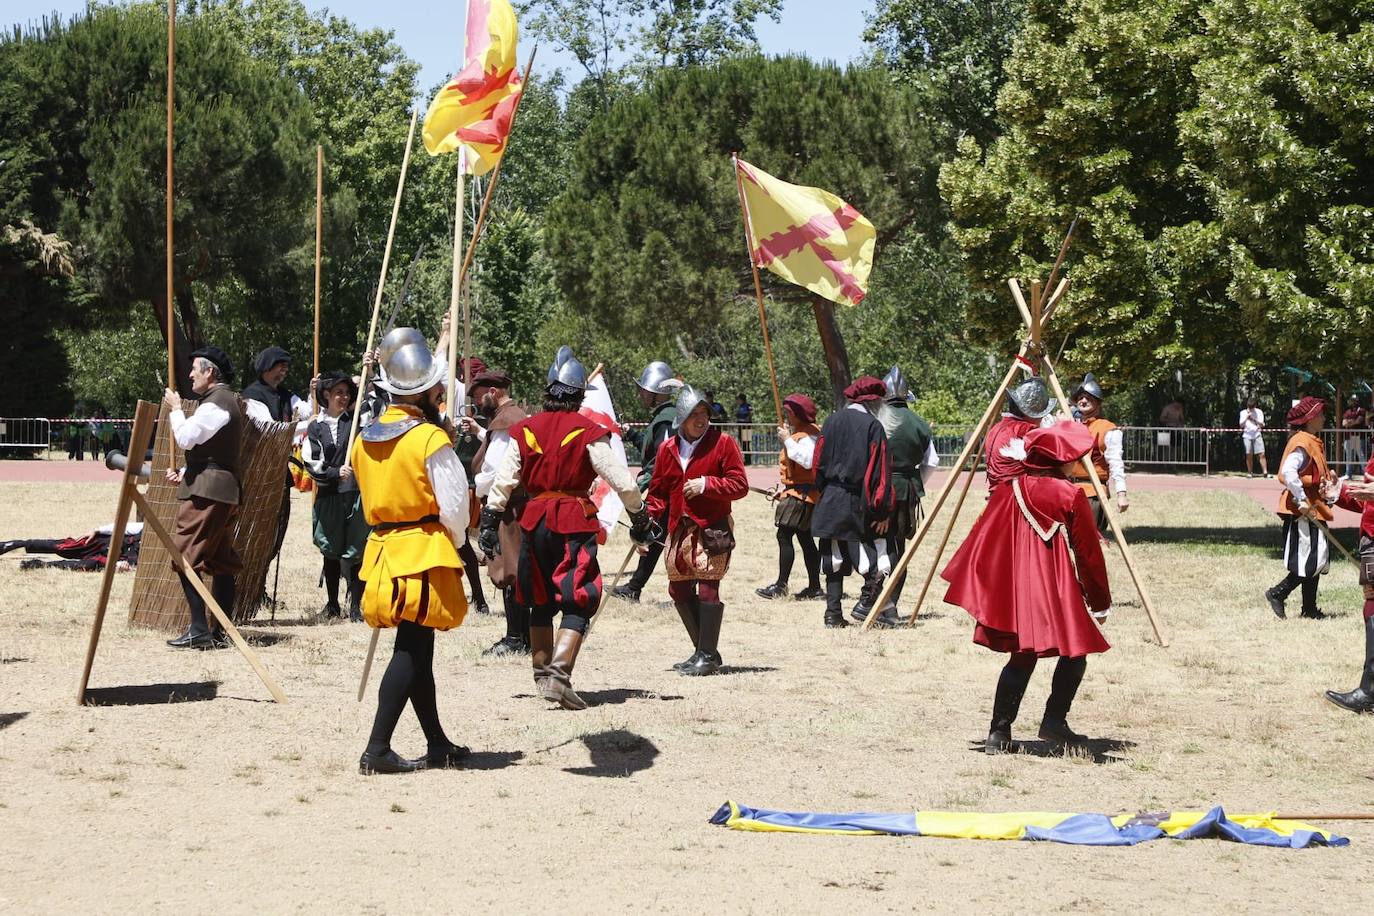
[0,417,52,454]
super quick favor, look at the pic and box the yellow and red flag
[422,0,522,175]
[735,158,876,307]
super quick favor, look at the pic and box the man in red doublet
[941,420,1111,754]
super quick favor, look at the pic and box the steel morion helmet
[1006,376,1056,420]
[376,327,427,368]
[1071,372,1105,402]
[546,347,588,392]
[672,385,710,429]
[636,361,680,395]
[375,341,446,396]
[882,366,910,401]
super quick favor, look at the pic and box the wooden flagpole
[732,154,784,425]
[311,144,323,417]
[456,46,538,291]
[164,0,176,454]
[347,108,419,448]
[445,157,466,411]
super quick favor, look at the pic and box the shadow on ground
[513,687,684,705]
[0,711,28,730]
[967,736,1136,766]
[562,728,660,778]
[82,681,220,706]
[461,750,525,771]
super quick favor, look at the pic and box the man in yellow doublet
[349,329,471,775]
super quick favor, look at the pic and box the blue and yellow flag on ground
[710,802,1348,848]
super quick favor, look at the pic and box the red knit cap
[459,356,488,383]
[1022,420,1095,470]
[843,376,886,403]
[1286,396,1325,427]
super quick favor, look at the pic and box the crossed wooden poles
[860,250,1170,647]
[77,400,288,705]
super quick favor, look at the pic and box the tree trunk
[810,295,853,408]
[150,289,197,397]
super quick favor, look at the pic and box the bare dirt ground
[2,481,1373,914]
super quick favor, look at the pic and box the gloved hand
[478,507,502,559]
[627,504,661,547]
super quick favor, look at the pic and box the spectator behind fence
[735,393,754,465]
[1342,395,1367,478]
[1239,397,1267,476]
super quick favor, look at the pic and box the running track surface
[3,461,1360,528]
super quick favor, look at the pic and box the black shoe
[0,540,20,555]
[422,742,472,769]
[1264,587,1286,619]
[359,750,423,775]
[848,602,873,623]
[824,614,849,629]
[794,585,824,601]
[680,650,721,677]
[1325,687,1374,714]
[755,582,787,600]
[867,606,903,629]
[321,601,343,619]
[985,730,1016,755]
[1300,607,1328,620]
[671,654,698,672]
[481,635,531,658]
[167,631,216,649]
[609,583,641,603]
[349,604,363,623]
[1038,719,1089,750]
[472,602,492,616]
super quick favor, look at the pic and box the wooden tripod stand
[76,400,288,704]
[860,264,1169,647]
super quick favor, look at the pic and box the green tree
[543,56,971,408]
[941,0,1374,420]
[2,3,317,396]
[865,0,1026,147]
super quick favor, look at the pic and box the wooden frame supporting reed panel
[77,400,157,704]
[128,403,298,632]
[78,399,287,705]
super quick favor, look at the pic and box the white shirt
[169,401,231,450]
[474,429,512,499]
[783,432,818,470]
[1281,447,1310,505]
[300,413,343,475]
[425,446,470,547]
[1102,427,1126,495]
[244,394,312,437]
[676,432,702,471]
[1240,408,1265,437]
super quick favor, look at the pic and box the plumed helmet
[1007,377,1056,419]
[375,342,446,396]
[636,360,679,395]
[882,365,910,401]
[546,347,588,392]
[672,384,710,429]
[1072,372,1105,402]
[377,327,428,368]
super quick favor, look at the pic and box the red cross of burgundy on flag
[735,158,877,307]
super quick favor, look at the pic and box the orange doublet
[1276,430,1334,521]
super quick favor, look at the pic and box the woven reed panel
[128,401,296,631]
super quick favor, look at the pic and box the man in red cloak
[941,420,1112,754]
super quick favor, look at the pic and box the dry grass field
[2,480,1373,914]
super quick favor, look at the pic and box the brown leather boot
[542,627,589,710]
[529,625,556,693]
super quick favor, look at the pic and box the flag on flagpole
[422,0,522,175]
[735,158,877,307]
[580,376,627,544]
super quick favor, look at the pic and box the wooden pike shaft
[77,400,157,704]
[1042,358,1169,647]
[312,144,323,416]
[862,348,1028,630]
[446,162,465,411]
[904,443,986,627]
[347,108,419,447]
[165,1,176,456]
[586,542,640,640]
[732,154,784,425]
